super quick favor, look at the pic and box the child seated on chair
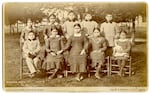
[44,26,64,79]
[89,28,107,79]
[113,30,131,76]
[23,31,41,78]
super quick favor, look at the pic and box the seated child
[113,30,131,76]
[23,31,41,78]
[44,26,64,79]
[89,28,107,79]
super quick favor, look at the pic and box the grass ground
[4,26,147,87]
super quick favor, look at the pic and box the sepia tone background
[3,2,147,89]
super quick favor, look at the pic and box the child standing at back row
[89,28,107,79]
[81,13,98,38]
[63,11,81,39]
[62,11,81,71]
[113,30,131,76]
[20,19,36,46]
[100,14,120,56]
[43,14,63,42]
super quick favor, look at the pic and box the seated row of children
[22,22,131,81]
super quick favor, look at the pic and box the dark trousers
[105,47,113,56]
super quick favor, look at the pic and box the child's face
[120,32,126,39]
[93,29,100,37]
[51,29,58,36]
[105,15,113,22]
[68,12,75,21]
[35,23,39,27]
[27,21,32,27]
[85,14,92,21]
[42,18,48,25]
[28,32,35,40]
[49,16,56,23]
[74,26,81,33]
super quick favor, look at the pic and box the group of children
[20,11,131,81]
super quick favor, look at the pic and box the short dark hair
[51,25,58,32]
[68,10,75,15]
[106,14,112,17]
[120,26,128,35]
[28,30,35,34]
[93,28,100,32]
[85,13,92,16]
[48,14,56,19]
[28,30,37,40]
[74,23,81,28]
[120,30,127,35]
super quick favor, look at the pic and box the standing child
[23,31,41,78]
[89,28,107,79]
[42,14,63,61]
[100,14,120,56]
[43,14,63,42]
[63,23,88,81]
[81,13,98,38]
[20,19,36,46]
[62,11,80,72]
[113,30,131,76]
[44,26,64,79]
[63,11,81,39]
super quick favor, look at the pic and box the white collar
[48,22,58,25]
[50,35,60,38]
[118,39,128,42]
[74,33,81,37]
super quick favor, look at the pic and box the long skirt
[68,55,87,73]
[43,54,64,71]
[90,51,105,67]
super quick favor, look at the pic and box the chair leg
[64,70,68,77]
[109,57,112,76]
[87,65,91,78]
[20,44,23,79]
[129,57,132,77]
[20,54,23,79]
[63,70,66,77]
[107,56,110,76]
[88,72,91,78]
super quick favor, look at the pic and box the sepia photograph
[2,2,148,92]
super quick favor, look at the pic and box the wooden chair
[63,61,89,77]
[63,62,72,77]
[20,44,44,79]
[63,56,110,77]
[42,51,66,78]
[20,46,30,79]
[20,32,42,79]
[88,56,110,77]
[109,56,132,77]
[45,62,67,78]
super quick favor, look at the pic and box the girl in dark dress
[63,23,88,81]
[44,26,64,79]
[89,28,107,79]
